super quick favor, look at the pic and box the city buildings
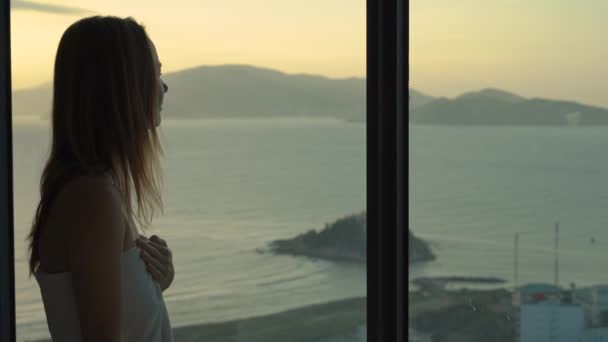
[515,283,608,342]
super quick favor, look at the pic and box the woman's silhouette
[27,16,173,341]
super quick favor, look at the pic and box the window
[410,2,608,341]
[2,1,403,341]
[6,1,377,341]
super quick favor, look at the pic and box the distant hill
[409,89,435,110]
[410,88,608,126]
[13,65,365,121]
[162,65,365,121]
[456,88,525,104]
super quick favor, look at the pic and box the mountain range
[410,88,608,126]
[12,64,365,121]
[16,68,604,126]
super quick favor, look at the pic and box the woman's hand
[136,235,174,292]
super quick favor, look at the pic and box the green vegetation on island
[409,229,435,264]
[268,212,366,263]
[266,212,435,265]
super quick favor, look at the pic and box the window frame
[0,0,406,340]
[367,0,407,340]
[0,1,15,341]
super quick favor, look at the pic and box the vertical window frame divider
[367,0,406,340]
[0,1,16,341]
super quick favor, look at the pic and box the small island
[409,229,435,264]
[265,212,435,265]
[268,212,367,263]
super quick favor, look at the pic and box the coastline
[34,297,366,342]
[409,278,514,342]
[267,244,366,264]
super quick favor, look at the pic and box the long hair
[27,16,163,275]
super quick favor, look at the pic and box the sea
[409,124,608,287]
[408,124,608,341]
[12,117,367,341]
[20,121,603,341]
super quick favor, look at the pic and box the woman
[27,16,174,342]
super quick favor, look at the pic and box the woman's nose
[163,81,168,93]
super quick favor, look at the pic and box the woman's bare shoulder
[38,174,128,272]
[51,174,125,237]
[55,174,118,209]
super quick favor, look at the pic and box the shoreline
[412,276,506,288]
[266,245,366,264]
[35,297,366,342]
[409,282,514,342]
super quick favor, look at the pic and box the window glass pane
[410,2,608,341]
[11,1,366,341]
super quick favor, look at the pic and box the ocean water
[409,125,608,288]
[12,117,366,341]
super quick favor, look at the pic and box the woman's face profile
[149,39,168,127]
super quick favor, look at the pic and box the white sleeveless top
[34,246,173,342]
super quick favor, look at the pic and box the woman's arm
[60,177,126,342]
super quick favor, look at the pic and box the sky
[10,0,365,90]
[410,0,608,107]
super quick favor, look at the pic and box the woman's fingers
[140,249,167,277]
[137,238,168,261]
[146,237,172,259]
[145,260,164,283]
[150,235,167,247]
[135,235,174,291]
